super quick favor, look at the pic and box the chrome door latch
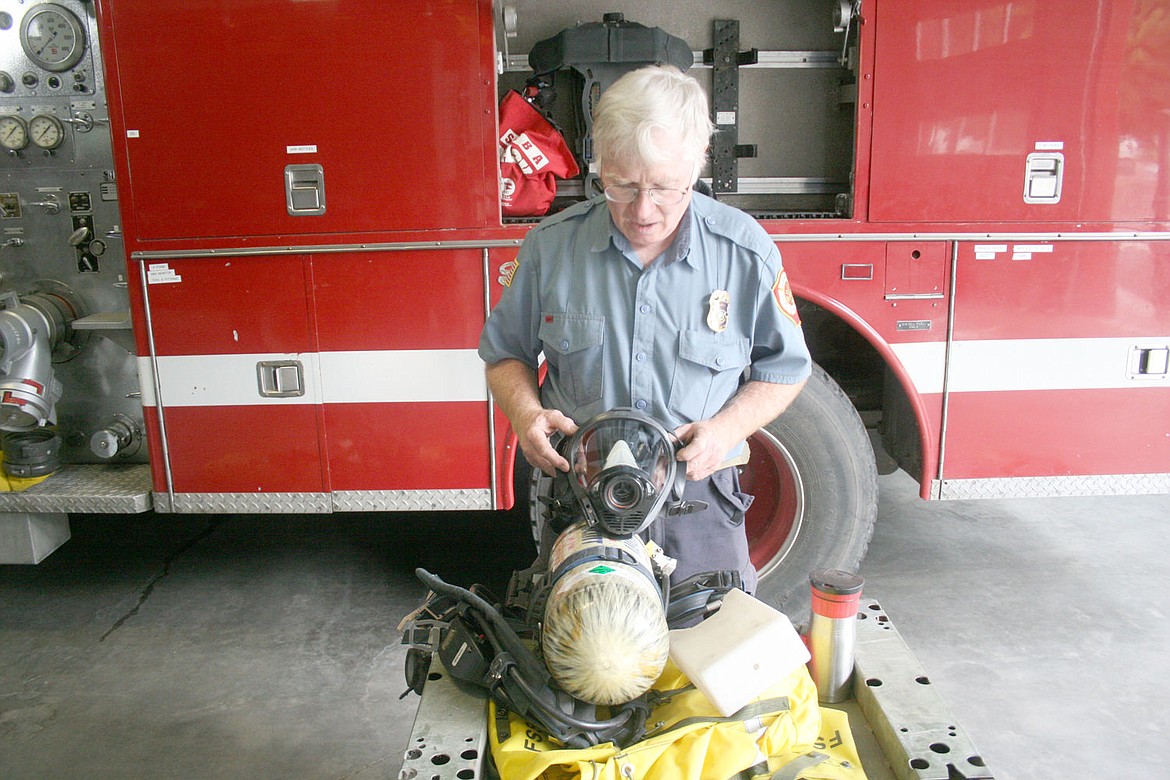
[257,360,305,397]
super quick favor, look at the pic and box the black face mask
[562,409,684,537]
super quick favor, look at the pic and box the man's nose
[631,189,658,214]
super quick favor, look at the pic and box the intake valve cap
[540,522,669,705]
[1,428,61,478]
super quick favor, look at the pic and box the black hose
[415,568,549,685]
[506,664,635,732]
[416,568,643,746]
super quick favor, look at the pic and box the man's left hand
[673,378,809,481]
[674,419,734,481]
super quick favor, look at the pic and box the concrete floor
[1,470,1168,780]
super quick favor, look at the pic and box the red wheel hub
[741,429,803,579]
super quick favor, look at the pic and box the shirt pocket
[539,313,605,407]
[668,329,751,421]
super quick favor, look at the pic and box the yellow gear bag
[489,658,860,780]
[739,706,868,780]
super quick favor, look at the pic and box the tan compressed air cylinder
[540,522,669,706]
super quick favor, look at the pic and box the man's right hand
[517,408,578,474]
[485,359,578,474]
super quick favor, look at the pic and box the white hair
[592,65,714,174]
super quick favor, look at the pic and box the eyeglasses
[603,185,690,206]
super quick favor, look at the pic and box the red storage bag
[498,91,580,217]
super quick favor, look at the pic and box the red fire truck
[2,0,1167,611]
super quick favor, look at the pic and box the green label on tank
[589,564,616,575]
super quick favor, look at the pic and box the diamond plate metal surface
[146,489,492,514]
[934,473,1170,500]
[331,489,493,512]
[153,492,332,514]
[0,464,152,513]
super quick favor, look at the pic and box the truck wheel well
[797,300,923,481]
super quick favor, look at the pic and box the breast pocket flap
[539,314,605,356]
[678,330,750,371]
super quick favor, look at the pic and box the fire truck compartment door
[868,2,1165,224]
[102,0,494,239]
[939,240,1170,486]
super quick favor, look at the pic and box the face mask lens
[564,409,679,537]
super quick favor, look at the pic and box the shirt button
[559,339,570,351]
[635,352,646,362]
[715,356,725,366]
[634,399,647,410]
[639,304,652,314]
[705,216,716,226]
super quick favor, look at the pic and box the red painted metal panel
[164,405,326,492]
[943,388,1170,479]
[869,0,1168,224]
[952,241,1168,341]
[312,250,485,351]
[103,0,495,240]
[142,406,167,493]
[314,249,491,491]
[780,242,949,346]
[324,402,490,490]
[885,242,946,298]
[144,256,315,356]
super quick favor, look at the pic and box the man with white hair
[480,65,811,596]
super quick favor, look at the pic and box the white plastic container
[668,588,811,716]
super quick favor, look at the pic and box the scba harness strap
[405,568,650,750]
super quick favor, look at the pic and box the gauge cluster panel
[1,0,106,167]
[1,0,141,465]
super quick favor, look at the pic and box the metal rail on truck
[397,599,992,780]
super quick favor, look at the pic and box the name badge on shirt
[707,290,730,333]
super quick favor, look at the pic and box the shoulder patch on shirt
[772,268,801,326]
[497,258,519,287]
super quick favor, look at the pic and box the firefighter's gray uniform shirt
[479,191,812,595]
[479,191,811,435]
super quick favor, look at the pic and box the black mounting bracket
[704,20,758,195]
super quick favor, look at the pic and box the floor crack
[99,519,221,642]
[334,753,394,779]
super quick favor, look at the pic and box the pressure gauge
[0,116,30,151]
[29,114,65,149]
[20,4,86,73]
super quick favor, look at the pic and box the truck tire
[744,363,878,620]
